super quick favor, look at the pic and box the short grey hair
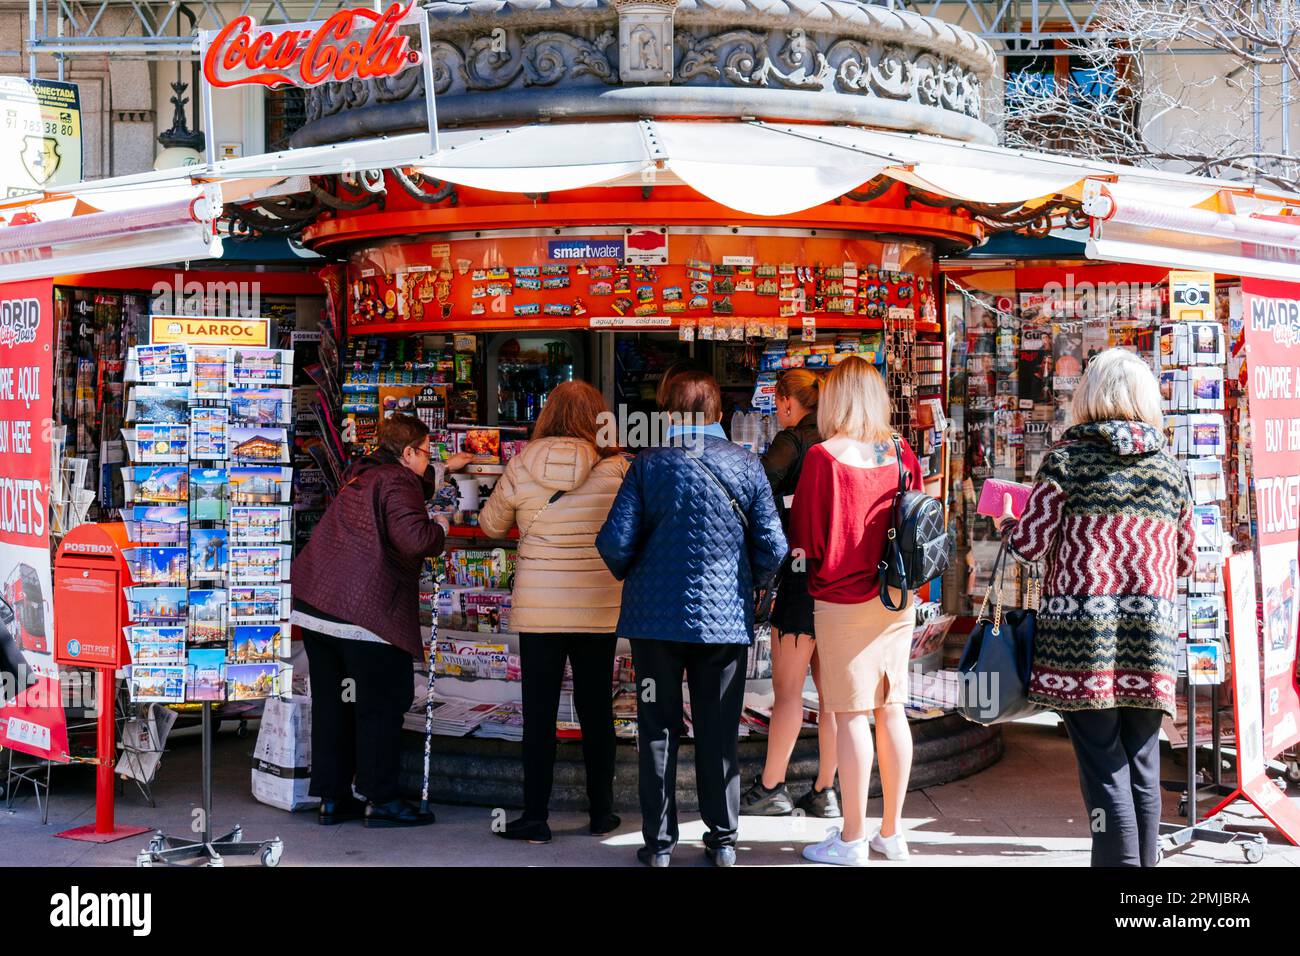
[1071,348,1164,430]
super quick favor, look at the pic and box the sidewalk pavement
[2,716,1298,867]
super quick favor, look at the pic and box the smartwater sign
[546,239,623,261]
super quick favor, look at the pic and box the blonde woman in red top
[789,356,923,866]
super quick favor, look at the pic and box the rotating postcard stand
[123,340,293,867]
[138,702,282,867]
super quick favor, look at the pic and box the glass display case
[485,332,584,427]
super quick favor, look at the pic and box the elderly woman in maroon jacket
[291,415,469,828]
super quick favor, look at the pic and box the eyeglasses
[409,442,432,458]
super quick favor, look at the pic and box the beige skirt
[813,598,913,712]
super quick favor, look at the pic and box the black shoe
[739,778,795,816]
[496,817,552,843]
[364,799,436,828]
[705,845,737,867]
[318,795,366,825]
[589,812,621,836]
[636,846,672,867]
[795,783,843,819]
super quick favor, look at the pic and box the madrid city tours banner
[0,278,69,761]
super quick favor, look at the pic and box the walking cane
[420,560,444,815]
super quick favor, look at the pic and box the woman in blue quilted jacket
[596,370,787,868]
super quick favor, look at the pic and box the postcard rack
[120,342,293,867]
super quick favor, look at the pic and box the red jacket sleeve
[789,445,830,573]
[381,472,447,559]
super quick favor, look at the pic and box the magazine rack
[1159,679,1266,863]
[136,702,283,867]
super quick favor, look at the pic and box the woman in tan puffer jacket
[478,380,629,844]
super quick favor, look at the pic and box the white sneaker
[869,828,910,861]
[801,826,869,866]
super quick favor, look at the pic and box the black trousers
[1061,707,1165,867]
[518,632,618,822]
[302,629,414,805]
[630,639,748,852]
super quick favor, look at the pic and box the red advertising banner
[0,277,69,762]
[1241,277,1300,759]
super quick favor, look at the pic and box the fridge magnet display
[187,649,227,702]
[231,625,280,663]
[130,665,187,703]
[189,406,230,459]
[226,662,278,701]
[190,468,228,520]
[128,385,190,424]
[123,547,188,585]
[189,528,229,580]
[229,426,290,463]
[130,466,188,505]
[126,586,189,621]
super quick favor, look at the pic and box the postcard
[1187,642,1224,685]
[126,506,189,544]
[1192,505,1223,551]
[229,466,291,504]
[1187,458,1226,505]
[229,545,287,583]
[1189,366,1224,410]
[130,665,187,703]
[129,385,190,424]
[1189,551,1224,595]
[189,528,228,580]
[187,588,228,643]
[230,387,293,426]
[1187,595,1223,643]
[126,626,187,665]
[230,625,280,663]
[123,547,188,585]
[230,585,284,623]
[227,348,287,385]
[126,586,188,621]
[189,468,228,521]
[1190,321,1226,365]
[229,506,286,543]
[229,426,290,464]
[187,649,227,702]
[1188,414,1227,457]
[191,346,229,397]
[226,662,278,701]
[131,466,188,505]
[189,406,229,460]
[134,344,190,383]
[134,423,190,463]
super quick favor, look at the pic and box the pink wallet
[977,478,1032,520]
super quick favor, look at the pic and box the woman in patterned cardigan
[1000,349,1194,868]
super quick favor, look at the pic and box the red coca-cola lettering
[202,2,420,89]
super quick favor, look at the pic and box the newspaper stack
[476,702,524,741]
[430,699,499,737]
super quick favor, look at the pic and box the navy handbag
[956,543,1042,725]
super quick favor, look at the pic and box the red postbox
[52,522,149,843]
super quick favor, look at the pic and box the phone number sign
[0,77,82,199]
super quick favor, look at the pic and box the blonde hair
[817,355,893,443]
[776,368,821,411]
[1071,348,1164,430]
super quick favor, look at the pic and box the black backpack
[878,434,951,612]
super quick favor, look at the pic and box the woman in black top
[740,369,841,819]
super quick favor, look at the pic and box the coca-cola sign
[201,2,422,90]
